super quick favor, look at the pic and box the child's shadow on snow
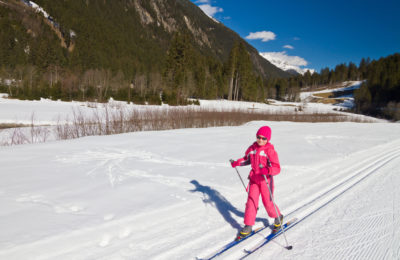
[189,180,269,231]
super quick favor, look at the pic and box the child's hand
[230,160,239,168]
[261,167,269,176]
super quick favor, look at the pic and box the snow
[1,95,399,259]
[28,1,49,18]
[300,81,363,109]
[0,91,379,127]
[259,51,315,75]
[300,81,363,100]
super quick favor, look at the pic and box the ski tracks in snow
[201,139,400,259]
[241,139,400,260]
[56,148,227,188]
[3,137,399,259]
[2,148,233,259]
[16,194,87,215]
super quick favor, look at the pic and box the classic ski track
[295,161,399,260]
[237,143,400,259]
[112,143,400,260]
[287,146,400,218]
[312,212,392,260]
[196,140,400,259]
[198,140,398,259]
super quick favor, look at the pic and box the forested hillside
[0,0,288,105]
[1,0,398,120]
[277,53,400,120]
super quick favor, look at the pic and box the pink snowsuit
[234,142,281,226]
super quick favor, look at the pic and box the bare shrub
[30,113,50,143]
[10,128,30,145]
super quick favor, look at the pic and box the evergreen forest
[0,0,399,120]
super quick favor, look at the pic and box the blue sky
[191,0,400,73]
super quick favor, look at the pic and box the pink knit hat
[256,126,271,141]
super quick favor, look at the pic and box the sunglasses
[257,136,267,141]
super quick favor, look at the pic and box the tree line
[353,54,400,120]
[280,54,400,120]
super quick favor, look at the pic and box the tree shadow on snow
[189,180,269,231]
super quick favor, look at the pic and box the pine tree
[163,32,195,105]
[348,62,358,80]
[227,41,239,100]
[225,41,255,101]
[354,82,372,113]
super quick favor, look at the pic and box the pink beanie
[256,126,271,141]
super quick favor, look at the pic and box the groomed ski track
[223,140,400,260]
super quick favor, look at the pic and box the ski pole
[263,174,293,250]
[231,160,260,211]
[229,159,247,193]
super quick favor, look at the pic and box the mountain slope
[1,0,289,78]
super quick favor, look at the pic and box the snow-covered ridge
[260,51,315,75]
[20,0,76,39]
[24,1,49,18]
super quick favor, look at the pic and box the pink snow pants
[244,180,281,226]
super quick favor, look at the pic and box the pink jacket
[235,142,281,184]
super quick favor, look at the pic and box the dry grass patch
[0,123,28,129]
[313,92,334,99]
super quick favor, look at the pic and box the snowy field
[0,81,375,127]
[1,119,400,259]
[1,88,399,259]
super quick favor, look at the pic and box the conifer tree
[226,41,255,101]
[354,82,372,113]
[163,32,195,104]
[227,41,239,100]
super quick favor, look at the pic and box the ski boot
[271,215,284,234]
[235,225,252,241]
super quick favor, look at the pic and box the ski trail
[240,142,400,259]
[287,147,400,219]
[208,139,400,259]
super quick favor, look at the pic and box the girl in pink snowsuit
[231,126,283,238]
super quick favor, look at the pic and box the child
[231,125,283,239]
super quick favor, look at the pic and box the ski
[200,226,265,260]
[241,218,298,258]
